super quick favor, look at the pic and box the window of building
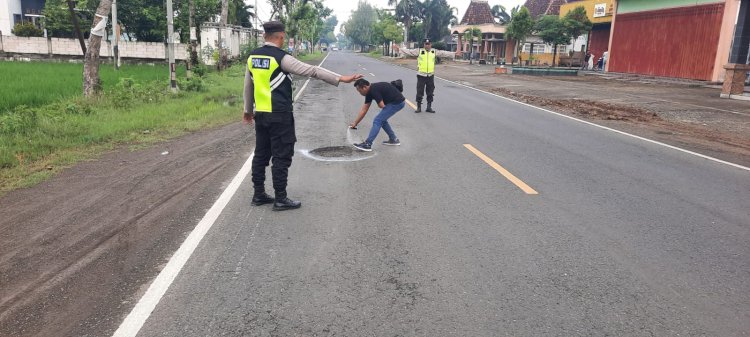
[13,14,23,26]
[557,45,567,54]
[523,44,546,54]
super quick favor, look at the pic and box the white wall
[0,35,189,60]
[200,24,256,65]
[0,0,22,36]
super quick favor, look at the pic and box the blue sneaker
[353,142,372,152]
[382,138,400,146]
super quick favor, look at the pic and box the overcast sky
[250,0,528,34]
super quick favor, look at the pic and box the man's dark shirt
[365,82,405,105]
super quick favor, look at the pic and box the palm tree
[491,5,511,24]
[388,0,422,44]
[421,0,453,42]
[463,27,481,64]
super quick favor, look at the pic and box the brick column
[720,63,750,98]
[720,0,749,99]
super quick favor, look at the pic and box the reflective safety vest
[247,45,294,113]
[417,49,436,74]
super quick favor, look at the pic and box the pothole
[310,146,357,157]
[301,146,374,162]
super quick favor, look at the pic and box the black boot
[273,192,301,211]
[415,102,422,113]
[251,192,274,206]
[426,102,435,113]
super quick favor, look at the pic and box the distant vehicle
[332,47,339,51]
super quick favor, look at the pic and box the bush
[179,76,206,92]
[431,41,447,50]
[12,22,43,37]
[192,64,207,77]
[0,105,38,134]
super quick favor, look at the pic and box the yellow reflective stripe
[248,55,279,112]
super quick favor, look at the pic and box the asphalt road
[127,52,750,336]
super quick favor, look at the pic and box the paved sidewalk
[381,56,750,167]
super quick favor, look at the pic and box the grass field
[0,63,240,193]
[0,61,187,113]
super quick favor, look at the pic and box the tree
[506,6,533,65]
[534,15,570,67]
[562,5,592,65]
[491,4,510,24]
[319,16,338,46]
[463,27,481,64]
[421,0,453,43]
[42,0,97,38]
[344,1,377,52]
[83,0,113,96]
[372,11,403,55]
[389,0,422,44]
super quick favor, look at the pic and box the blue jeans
[366,100,405,144]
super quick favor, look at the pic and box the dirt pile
[491,87,661,122]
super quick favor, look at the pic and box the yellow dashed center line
[463,144,539,195]
[405,99,418,110]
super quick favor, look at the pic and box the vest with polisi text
[248,45,294,113]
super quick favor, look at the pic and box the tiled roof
[523,0,579,18]
[460,1,496,25]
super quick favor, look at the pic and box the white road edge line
[294,52,332,102]
[369,57,750,172]
[111,153,254,337]
[112,52,332,337]
[369,72,376,77]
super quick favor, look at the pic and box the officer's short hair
[263,21,285,39]
[354,78,370,88]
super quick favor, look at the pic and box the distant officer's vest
[247,45,293,113]
[417,49,436,74]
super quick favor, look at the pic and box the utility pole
[254,0,258,47]
[188,0,196,78]
[112,0,119,69]
[166,0,177,90]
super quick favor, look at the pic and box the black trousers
[416,74,435,104]
[251,112,296,196]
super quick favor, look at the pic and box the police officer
[393,39,456,113]
[244,21,362,211]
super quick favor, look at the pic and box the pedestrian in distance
[393,39,457,113]
[350,79,405,152]
[583,51,591,70]
[588,52,595,70]
[243,21,363,211]
[602,50,609,72]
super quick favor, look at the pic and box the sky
[250,0,528,34]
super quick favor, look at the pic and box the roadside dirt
[0,122,255,336]
[386,57,750,167]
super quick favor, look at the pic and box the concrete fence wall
[0,35,189,60]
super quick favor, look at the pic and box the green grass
[297,50,325,63]
[0,64,242,193]
[0,61,187,113]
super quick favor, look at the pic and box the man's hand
[339,74,364,83]
[243,112,254,126]
[349,124,357,129]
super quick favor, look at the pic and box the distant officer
[244,21,362,211]
[393,39,456,113]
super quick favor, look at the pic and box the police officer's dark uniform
[397,39,455,113]
[244,21,360,211]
